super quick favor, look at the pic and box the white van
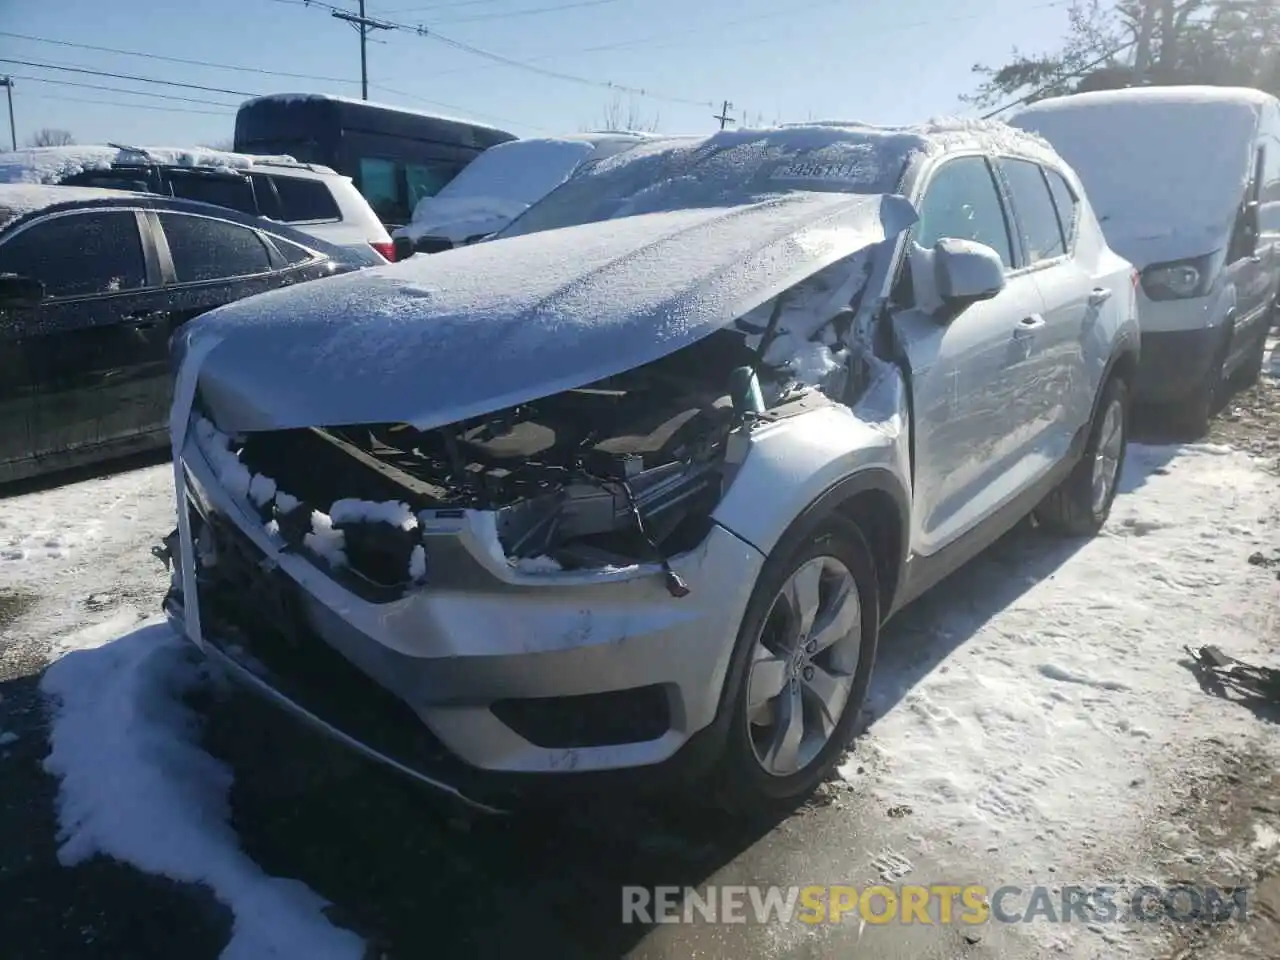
[1010,86,1277,430]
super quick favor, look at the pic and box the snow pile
[843,442,1278,936]
[193,417,252,502]
[239,92,514,137]
[0,145,300,185]
[303,511,347,569]
[41,621,364,960]
[394,137,598,245]
[328,498,418,531]
[0,183,141,230]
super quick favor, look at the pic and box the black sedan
[0,184,371,485]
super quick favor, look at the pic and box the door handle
[1088,287,1113,305]
[123,309,166,330]
[1014,314,1046,335]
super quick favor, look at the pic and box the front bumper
[167,428,765,808]
[1133,325,1222,403]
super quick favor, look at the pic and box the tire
[710,516,880,817]
[1170,326,1229,437]
[1035,375,1129,538]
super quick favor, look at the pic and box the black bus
[234,94,516,228]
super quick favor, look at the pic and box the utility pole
[0,77,14,151]
[332,0,394,100]
[714,99,735,130]
[1133,0,1157,85]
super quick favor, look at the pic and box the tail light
[370,240,397,263]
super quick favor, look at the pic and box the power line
[404,0,1068,83]
[0,41,538,134]
[0,30,356,85]
[274,0,717,107]
[0,58,260,98]
[20,92,234,116]
[430,0,627,25]
[368,81,550,130]
[981,39,1139,118]
[6,73,240,109]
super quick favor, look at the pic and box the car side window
[405,161,463,208]
[915,156,1015,269]
[268,234,320,266]
[358,157,402,223]
[0,210,147,298]
[158,213,274,283]
[167,172,258,216]
[1043,168,1079,248]
[269,176,341,222]
[998,158,1066,265]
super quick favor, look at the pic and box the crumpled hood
[185,191,917,433]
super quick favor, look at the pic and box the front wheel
[1036,375,1129,537]
[712,518,880,816]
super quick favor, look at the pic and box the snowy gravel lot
[1,341,1277,960]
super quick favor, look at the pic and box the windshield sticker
[769,154,879,185]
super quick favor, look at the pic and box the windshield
[1012,99,1256,236]
[498,127,914,239]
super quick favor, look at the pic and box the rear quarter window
[1044,168,1080,248]
[267,175,342,223]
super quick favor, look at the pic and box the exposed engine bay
[193,252,882,601]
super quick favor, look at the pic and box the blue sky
[1,0,1076,147]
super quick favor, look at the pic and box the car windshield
[498,126,917,239]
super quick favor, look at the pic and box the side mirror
[1230,200,1261,261]
[0,273,45,309]
[392,235,415,262]
[933,238,1006,313]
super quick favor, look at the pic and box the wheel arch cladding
[769,469,908,621]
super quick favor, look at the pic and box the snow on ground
[0,463,173,657]
[844,440,1278,953]
[2,424,1276,958]
[40,620,365,960]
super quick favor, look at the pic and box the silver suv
[161,122,1139,815]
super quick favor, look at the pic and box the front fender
[712,376,913,560]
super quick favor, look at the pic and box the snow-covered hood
[187,190,916,433]
[1099,217,1230,269]
[392,194,529,245]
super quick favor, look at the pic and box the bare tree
[26,128,75,147]
[592,94,661,133]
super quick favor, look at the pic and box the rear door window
[167,172,258,215]
[268,175,341,222]
[158,213,274,282]
[0,210,147,298]
[997,158,1066,265]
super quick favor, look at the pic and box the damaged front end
[189,314,864,604]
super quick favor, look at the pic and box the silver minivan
[1011,86,1277,432]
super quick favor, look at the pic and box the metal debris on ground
[1186,645,1280,704]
